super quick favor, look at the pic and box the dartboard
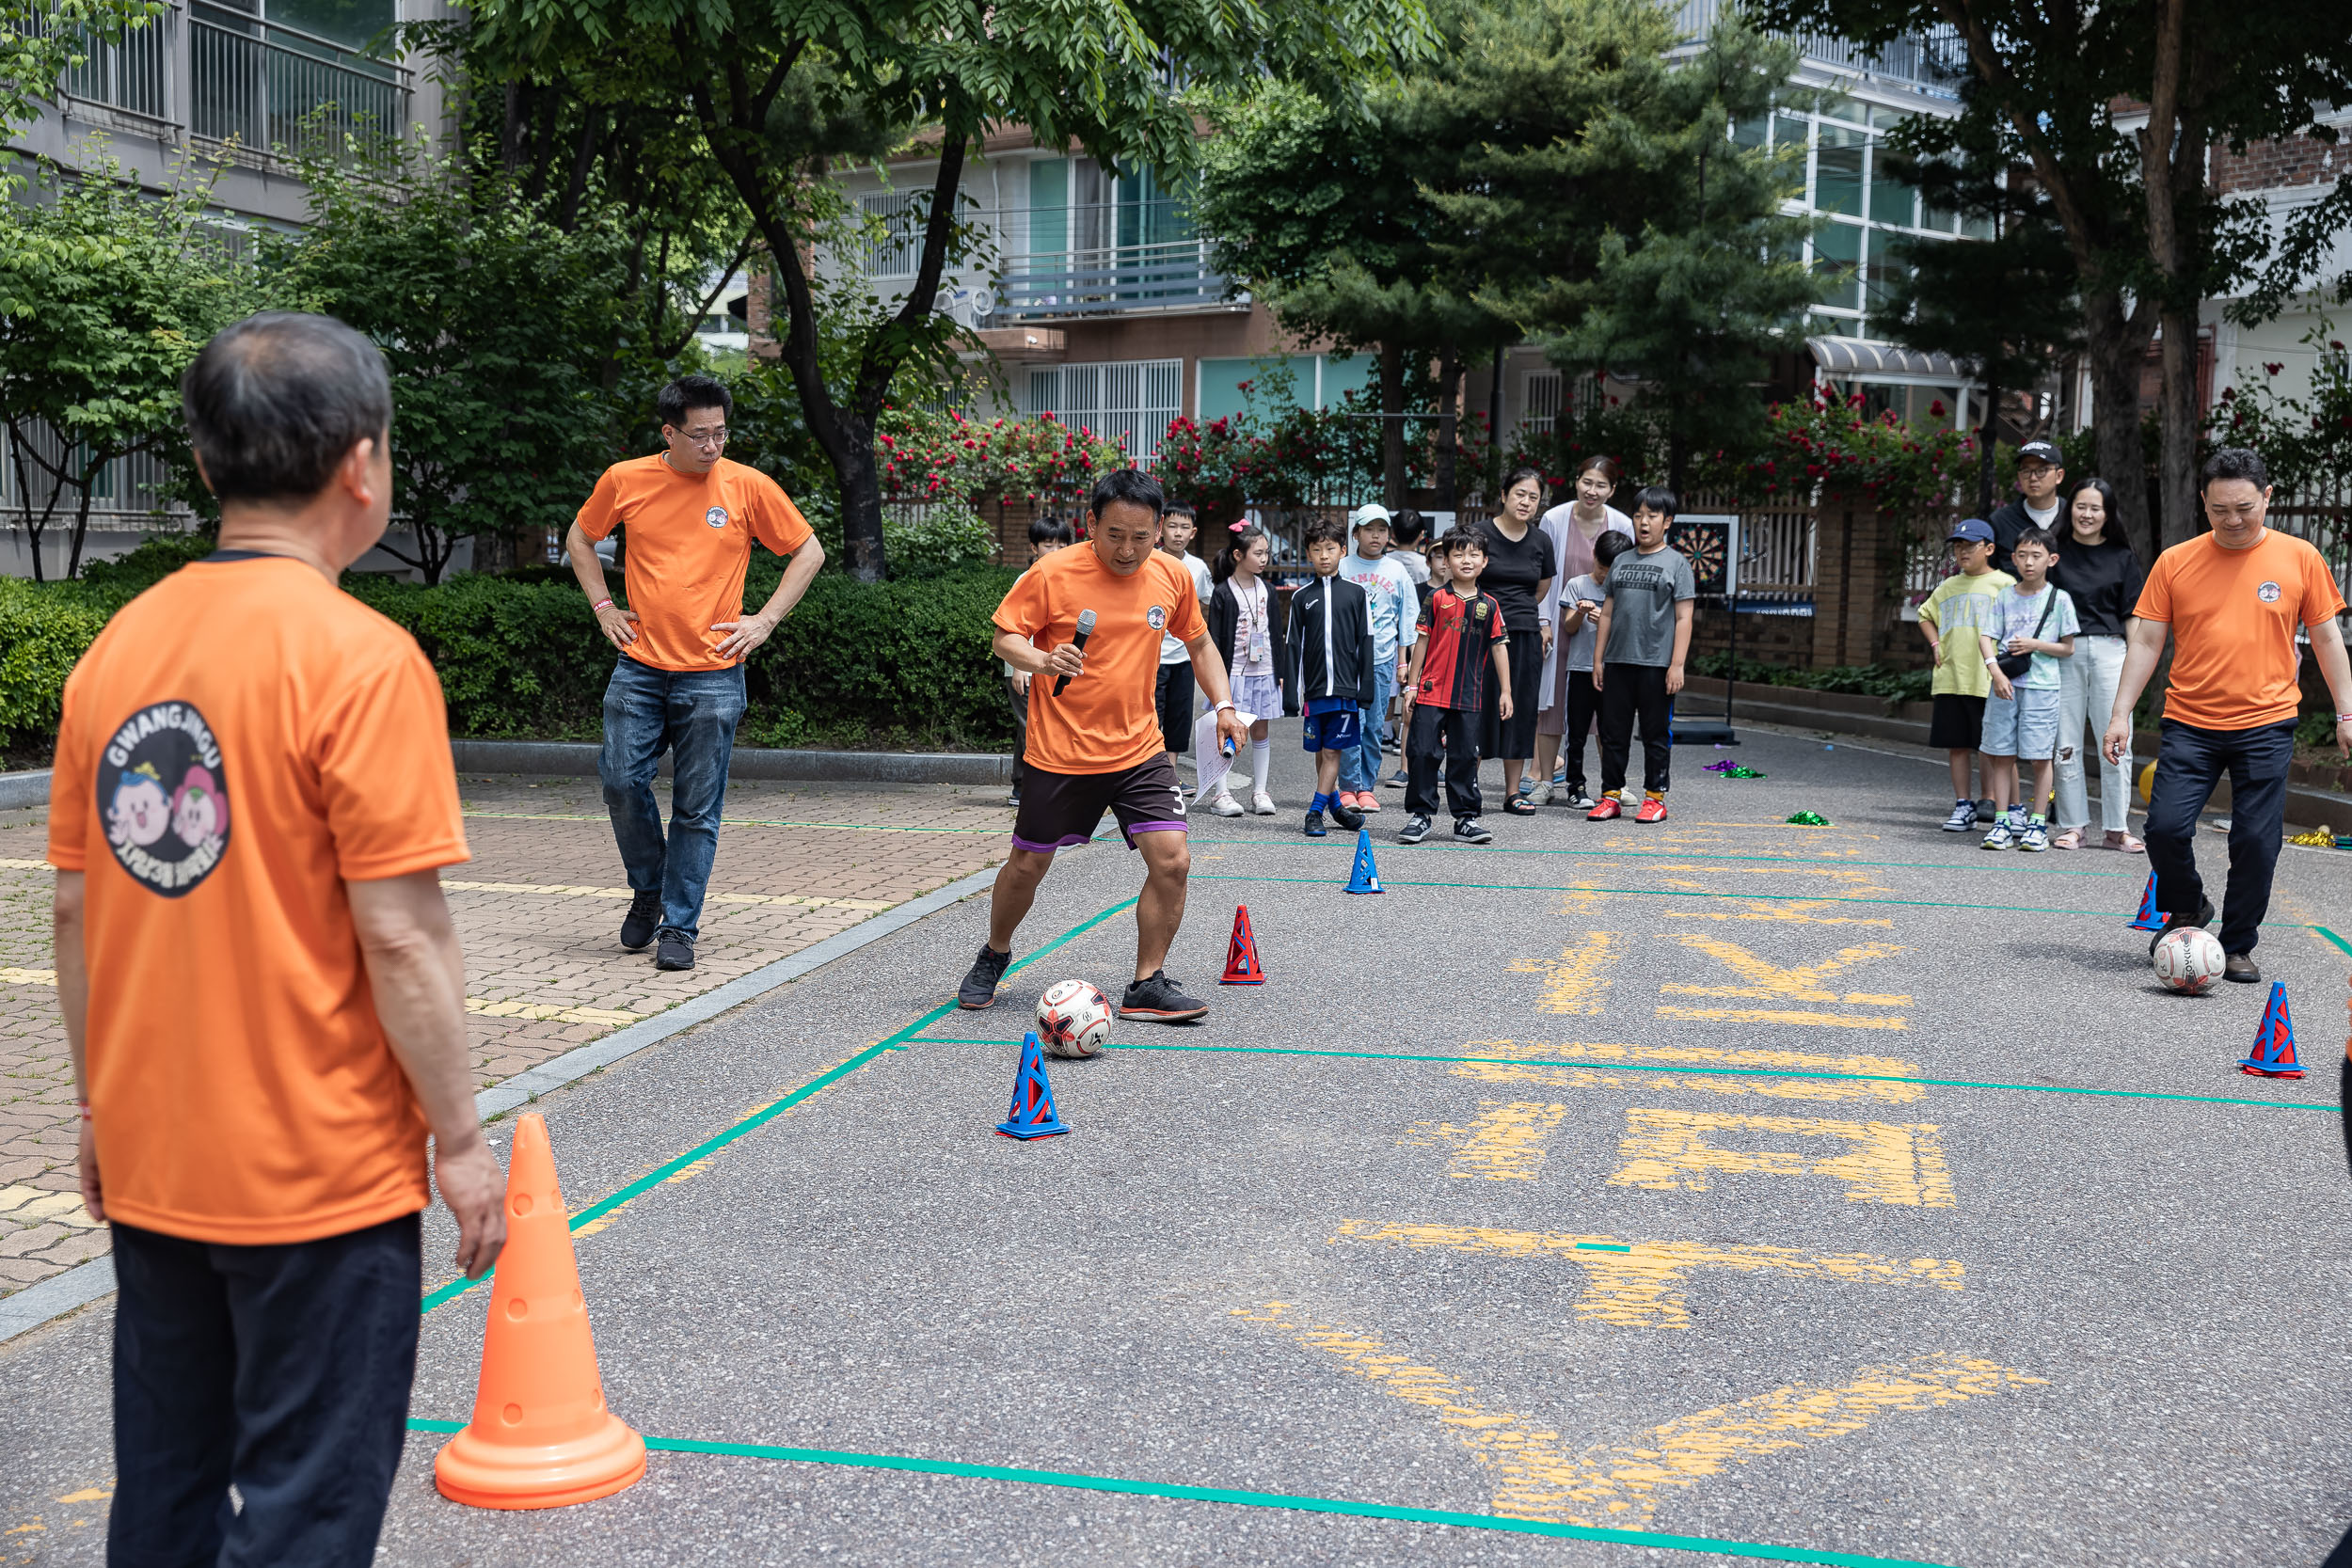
[1667,519,1730,595]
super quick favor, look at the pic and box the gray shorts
[1981,685,2059,760]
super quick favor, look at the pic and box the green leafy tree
[1868,100,2079,515]
[467,0,1432,580]
[270,148,630,583]
[0,150,259,579]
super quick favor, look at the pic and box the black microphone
[1052,609,1096,697]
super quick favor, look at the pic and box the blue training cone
[995,1032,1072,1138]
[2127,873,2166,932]
[2237,982,2305,1078]
[1344,827,1384,895]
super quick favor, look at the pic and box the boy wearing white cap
[1337,504,1419,814]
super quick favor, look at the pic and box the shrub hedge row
[0,537,1018,763]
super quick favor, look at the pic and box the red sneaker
[1357,790,1381,813]
[1635,796,1669,823]
[1585,796,1622,821]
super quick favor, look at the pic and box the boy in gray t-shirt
[1589,488,1697,822]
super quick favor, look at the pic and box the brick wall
[2212,131,2345,195]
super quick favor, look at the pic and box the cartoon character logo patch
[100,702,230,897]
[706,505,730,530]
[2257,580,2281,603]
[1147,606,1168,630]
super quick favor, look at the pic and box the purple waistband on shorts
[1124,819,1187,836]
[1009,832,1091,853]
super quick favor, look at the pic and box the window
[857,189,929,280]
[1868,149,1916,229]
[1813,221,1862,311]
[1025,359,1183,463]
[1816,123,1867,218]
[1523,368,1564,442]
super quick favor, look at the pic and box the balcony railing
[56,8,172,119]
[995,239,1233,320]
[1674,0,1965,99]
[189,2,408,153]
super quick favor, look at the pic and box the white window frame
[1025,358,1184,464]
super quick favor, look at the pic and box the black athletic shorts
[1928,692,1987,752]
[1011,754,1187,854]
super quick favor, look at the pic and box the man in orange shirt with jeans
[2105,447,2352,981]
[50,312,506,1565]
[960,468,1250,1021]
[566,373,826,972]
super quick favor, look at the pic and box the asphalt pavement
[3,722,2348,1567]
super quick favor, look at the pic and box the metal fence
[996,239,1231,320]
[188,1,407,153]
[0,423,183,534]
[56,8,171,118]
[1671,0,1964,97]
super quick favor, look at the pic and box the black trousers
[1561,668,1599,789]
[1598,662,1674,795]
[1004,674,1030,792]
[2142,717,2294,955]
[1406,704,1484,820]
[1154,662,1194,754]
[109,1213,421,1568]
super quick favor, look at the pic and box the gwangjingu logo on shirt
[1146,605,1168,630]
[2257,580,2281,603]
[705,505,730,530]
[100,702,230,897]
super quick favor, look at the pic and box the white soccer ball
[2153,927,2226,995]
[1036,979,1113,1058]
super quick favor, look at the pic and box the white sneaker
[1524,779,1553,807]
[1250,790,1277,816]
[1208,791,1244,817]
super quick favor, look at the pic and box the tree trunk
[1976,375,2000,517]
[2080,288,2160,562]
[1485,348,1504,503]
[2137,0,2202,550]
[1377,341,1406,511]
[67,472,98,581]
[1432,341,1462,514]
[2155,306,2201,548]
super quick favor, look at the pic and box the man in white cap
[1337,504,1420,814]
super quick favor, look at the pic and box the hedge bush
[1,538,1018,759]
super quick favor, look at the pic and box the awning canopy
[1806,336,1965,382]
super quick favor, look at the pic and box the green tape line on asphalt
[2313,926,2352,958]
[398,1418,1956,1567]
[1185,836,2142,879]
[906,1038,2336,1112]
[419,896,1140,1315]
[1186,871,2319,925]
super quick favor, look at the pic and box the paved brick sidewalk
[0,775,1011,1296]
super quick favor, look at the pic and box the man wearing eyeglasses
[565,373,825,973]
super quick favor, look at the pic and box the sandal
[2105,831,2146,853]
[2050,827,2084,850]
[1503,796,1538,816]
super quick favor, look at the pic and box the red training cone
[2238,981,2305,1078]
[2127,874,2166,932]
[1220,905,1266,985]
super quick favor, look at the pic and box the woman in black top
[2046,477,2146,851]
[1471,467,1555,812]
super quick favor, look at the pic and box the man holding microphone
[958,468,1250,1021]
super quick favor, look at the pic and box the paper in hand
[1191,706,1255,800]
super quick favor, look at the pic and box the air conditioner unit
[930,286,997,328]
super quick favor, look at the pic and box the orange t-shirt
[47,555,469,1245]
[993,546,1207,774]
[2134,530,2347,730]
[574,454,815,672]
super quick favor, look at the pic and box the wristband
[591,597,613,613]
[76,1099,91,1122]
[1215,700,1236,713]
[2339,714,2352,724]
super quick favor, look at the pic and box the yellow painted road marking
[1236,1303,2039,1525]
[1404,1101,1568,1180]
[1663,937,1908,1002]
[1331,1219,1963,1329]
[1661,897,1896,927]
[1608,1108,1956,1206]
[54,1489,109,1505]
[1657,1006,1909,1031]
[443,878,892,911]
[1454,1059,1924,1105]
[2,967,56,986]
[1466,1041,1923,1075]
[1508,931,1621,1015]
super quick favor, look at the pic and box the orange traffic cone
[1219,905,1265,985]
[435,1113,645,1510]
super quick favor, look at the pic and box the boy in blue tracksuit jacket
[1287,515,1377,838]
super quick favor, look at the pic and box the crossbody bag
[1994,589,2056,680]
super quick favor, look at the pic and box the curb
[0,770,48,810]
[451,740,1011,785]
[0,860,1009,1348]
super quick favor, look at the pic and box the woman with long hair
[2045,477,2145,850]
[1474,467,1554,813]
[1201,523,1285,816]
[1534,454,1634,806]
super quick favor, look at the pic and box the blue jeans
[109,1214,420,1568]
[600,657,746,942]
[1342,663,1397,792]
[2142,717,2294,956]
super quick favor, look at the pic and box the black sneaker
[1397,814,1432,845]
[958,943,1012,1009]
[654,928,695,972]
[1119,969,1209,1022]
[1454,816,1493,844]
[1327,798,1365,831]
[2149,897,2217,957]
[619,888,661,952]
[1304,808,1327,837]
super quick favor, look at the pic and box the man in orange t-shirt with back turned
[49,312,505,1564]
[565,373,825,973]
[959,468,1250,1021]
[2105,446,2352,981]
